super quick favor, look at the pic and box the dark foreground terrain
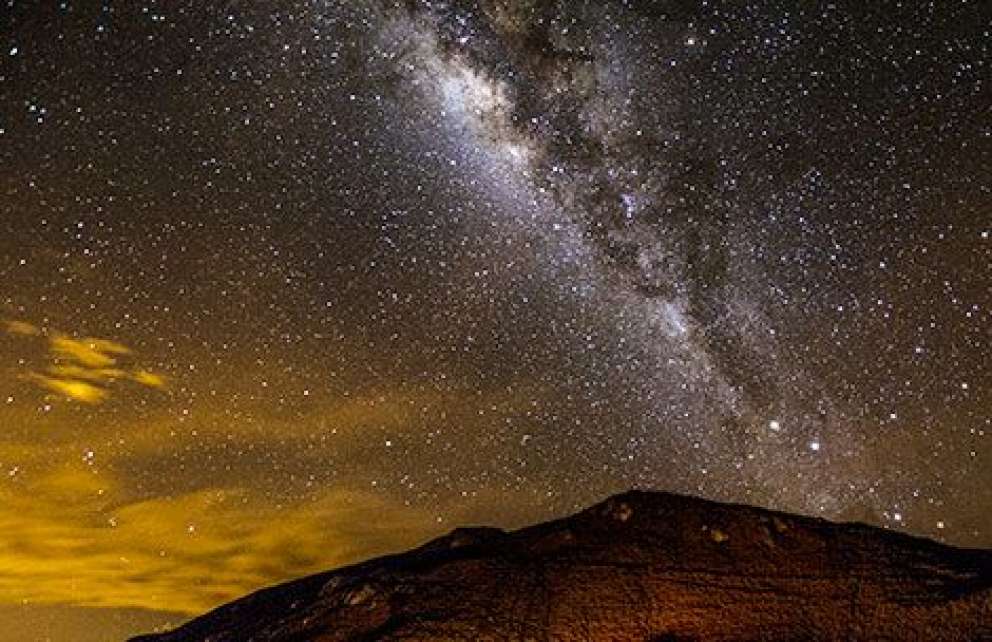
[133,491,992,641]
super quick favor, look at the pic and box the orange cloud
[47,365,128,383]
[50,335,131,369]
[0,466,440,615]
[24,374,110,405]
[132,369,168,389]
[0,381,552,622]
[4,324,167,405]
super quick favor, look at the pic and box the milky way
[372,0,989,514]
[0,1,989,638]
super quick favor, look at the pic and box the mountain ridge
[132,490,992,641]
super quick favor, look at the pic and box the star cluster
[0,1,989,639]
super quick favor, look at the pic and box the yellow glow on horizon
[0,465,439,615]
[0,331,549,621]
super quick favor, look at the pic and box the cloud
[49,335,131,369]
[132,370,168,389]
[46,365,129,383]
[0,465,441,615]
[23,374,110,405]
[3,322,167,405]
[0,354,554,621]
[3,320,39,336]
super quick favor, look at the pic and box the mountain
[131,490,992,641]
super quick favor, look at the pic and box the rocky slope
[132,491,992,641]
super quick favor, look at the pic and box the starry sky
[1,1,990,639]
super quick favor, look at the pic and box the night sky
[1,1,990,639]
